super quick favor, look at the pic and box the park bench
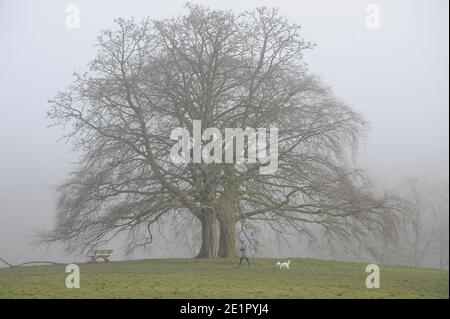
[88,249,113,262]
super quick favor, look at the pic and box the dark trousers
[238,257,251,269]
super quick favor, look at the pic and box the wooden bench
[88,249,113,263]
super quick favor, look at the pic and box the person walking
[238,238,251,270]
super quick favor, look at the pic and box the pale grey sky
[0,0,448,264]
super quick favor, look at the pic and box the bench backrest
[91,249,113,256]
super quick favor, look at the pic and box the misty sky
[0,0,448,264]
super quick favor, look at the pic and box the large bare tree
[46,4,398,258]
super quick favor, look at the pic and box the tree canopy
[46,4,399,258]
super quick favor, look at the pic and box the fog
[0,0,448,265]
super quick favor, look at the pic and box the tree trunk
[218,214,236,258]
[195,209,218,258]
[218,165,238,258]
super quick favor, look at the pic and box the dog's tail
[288,260,291,265]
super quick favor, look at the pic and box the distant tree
[343,179,449,269]
[46,4,398,258]
[431,183,449,269]
[400,179,449,268]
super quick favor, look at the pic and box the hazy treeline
[357,179,449,269]
[272,179,449,270]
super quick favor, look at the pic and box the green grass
[0,258,448,298]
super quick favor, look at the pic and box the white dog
[276,260,291,269]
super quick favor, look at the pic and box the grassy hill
[0,258,448,298]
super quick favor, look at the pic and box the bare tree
[340,179,449,269]
[45,4,398,258]
[400,179,449,268]
[431,183,449,269]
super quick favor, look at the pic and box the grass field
[0,258,448,298]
